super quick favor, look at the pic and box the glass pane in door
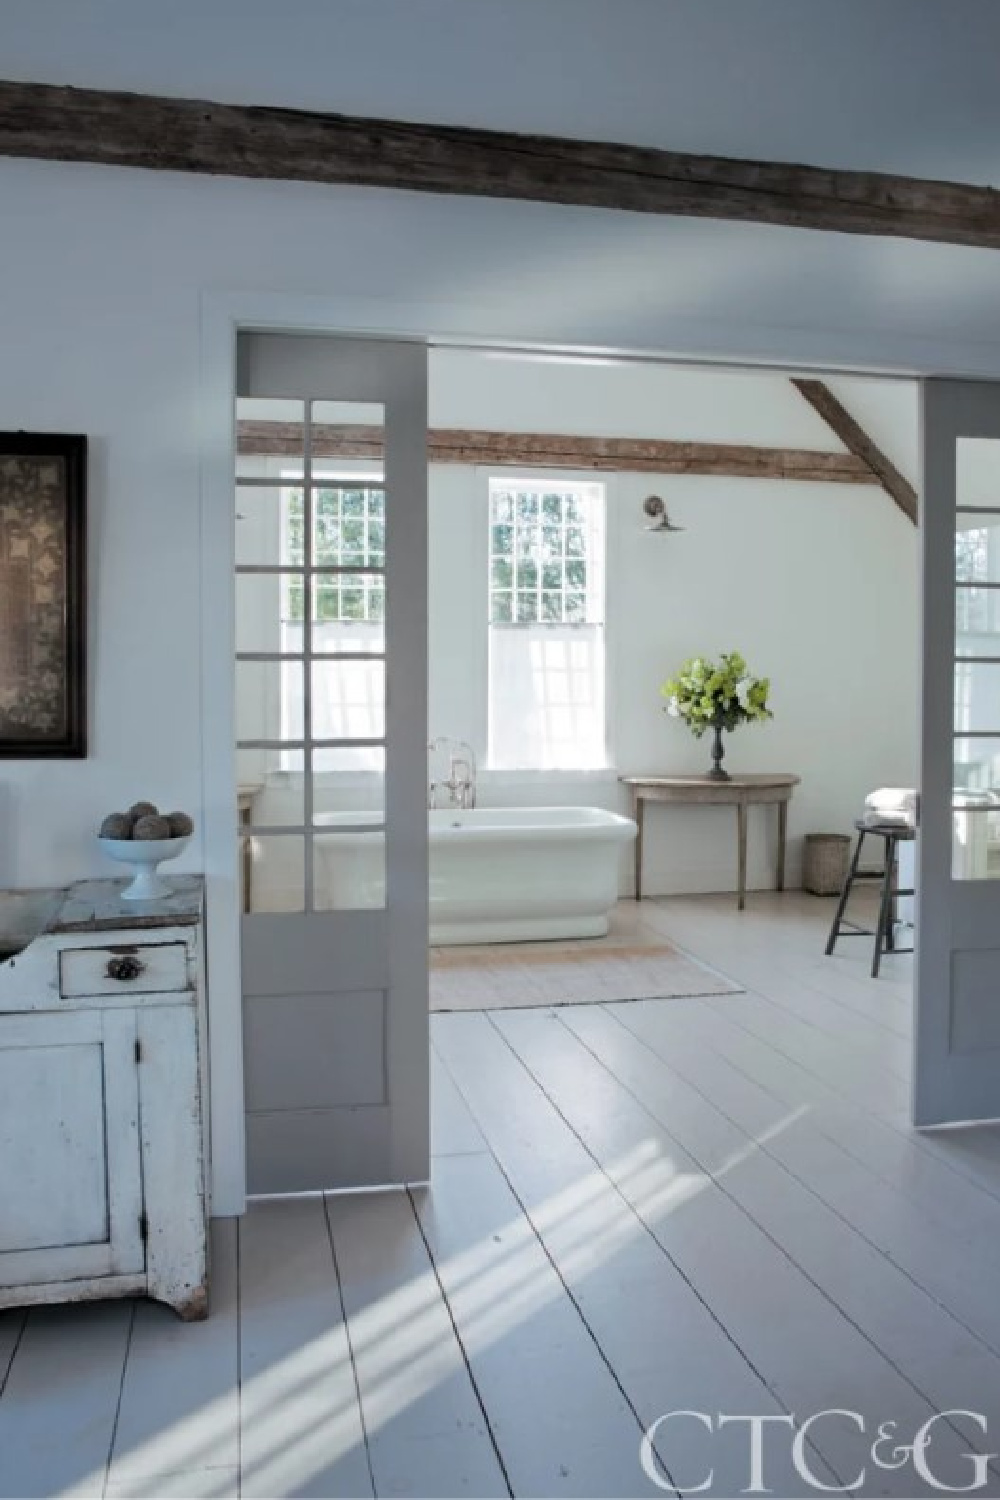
[236,397,305,479]
[235,574,292,655]
[311,399,384,461]
[953,660,1000,735]
[313,830,387,911]
[235,398,387,914]
[952,439,1000,878]
[956,438,1000,511]
[245,835,305,914]
[313,747,385,819]
[238,748,305,829]
[955,587,1000,654]
[236,660,304,744]
[312,659,386,742]
[956,512,1000,583]
[953,736,1000,879]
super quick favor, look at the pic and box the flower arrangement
[661,651,772,738]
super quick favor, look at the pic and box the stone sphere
[99,812,132,840]
[133,814,173,840]
[128,800,159,820]
[166,811,194,837]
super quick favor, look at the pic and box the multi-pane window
[280,477,385,767]
[489,484,603,626]
[282,484,385,623]
[488,478,607,770]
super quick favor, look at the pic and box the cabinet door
[0,1009,145,1287]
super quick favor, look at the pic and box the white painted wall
[0,150,938,1208]
[0,0,990,1213]
[422,353,919,894]
[233,355,919,899]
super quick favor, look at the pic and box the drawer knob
[106,955,145,982]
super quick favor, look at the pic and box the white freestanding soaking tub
[315,806,637,944]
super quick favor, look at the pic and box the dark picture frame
[0,432,87,758]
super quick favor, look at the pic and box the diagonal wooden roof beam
[0,80,999,251]
[790,378,918,523]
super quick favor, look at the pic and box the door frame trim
[202,290,1000,1214]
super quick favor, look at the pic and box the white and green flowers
[661,651,772,738]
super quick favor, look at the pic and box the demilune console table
[620,773,801,910]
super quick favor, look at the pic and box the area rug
[429,937,742,1012]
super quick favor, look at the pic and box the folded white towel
[864,786,919,827]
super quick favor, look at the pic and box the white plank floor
[5,894,1000,1497]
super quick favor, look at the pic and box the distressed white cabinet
[0,877,210,1320]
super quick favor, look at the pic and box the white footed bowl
[98,835,191,901]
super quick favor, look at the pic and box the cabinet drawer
[59,941,189,998]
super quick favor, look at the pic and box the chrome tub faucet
[428,737,477,810]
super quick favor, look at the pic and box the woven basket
[803,833,851,896]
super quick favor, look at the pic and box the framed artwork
[0,432,87,758]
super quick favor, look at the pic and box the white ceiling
[4,0,1000,184]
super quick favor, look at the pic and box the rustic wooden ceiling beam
[790,378,918,523]
[1,81,1000,250]
[237,419,877,484]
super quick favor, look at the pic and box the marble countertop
[50,876,204,935]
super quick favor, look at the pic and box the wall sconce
[643,494,684,532]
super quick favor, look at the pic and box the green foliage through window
[282,483,385,624]
[488,481,604,626]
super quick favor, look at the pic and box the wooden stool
[824,819,915,978]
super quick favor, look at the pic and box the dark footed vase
[708,720,730,781]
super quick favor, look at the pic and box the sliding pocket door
[236,333,428,1191]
